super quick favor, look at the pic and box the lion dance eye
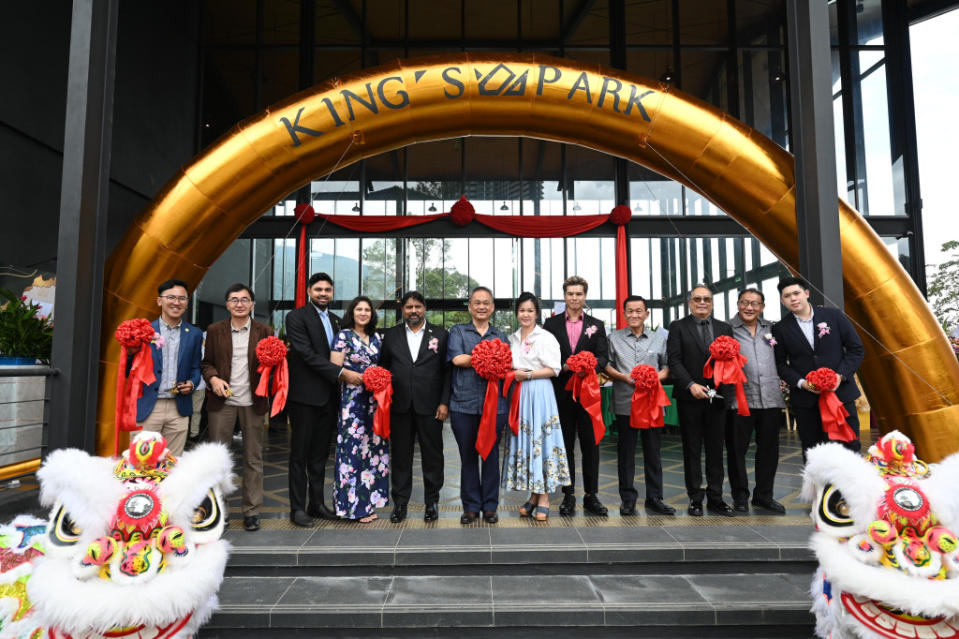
[192,490,221,532]
[818,484,855,528]
[51,505,83,546]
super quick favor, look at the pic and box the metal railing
[0,366,58,481]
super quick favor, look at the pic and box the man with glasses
[666,284,735,517]
[726,288,786,515]
[135,279,203,456]
[201,283,272,531]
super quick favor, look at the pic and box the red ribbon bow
[471,339,513,459]
[702,335,750,417]
[629,365,670,429]
[114,319,157,455]
[254,336,289,417]
[806,367,856,442]
[564,351,605,444]
[362,365,394,440]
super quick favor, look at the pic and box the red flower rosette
[629,364,670,429]
[113,318,158,455]
[564,350,605,443]
[362,365,393,440]
[471,339,513,459]
[806,367,856,442]
[702,335,750,417]
[254,336,289,417]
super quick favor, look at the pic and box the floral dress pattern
[332,329,389,519]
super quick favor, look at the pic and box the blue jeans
[450,410,506,513]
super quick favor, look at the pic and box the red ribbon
[475,379,501,459]
[615,223,628,330]
[371,383,393,440]
[703,356,750,417]
[819,391,856,442]
[503,371,521,436]
[630,380,670,429]
[255,358,289,417]
[564,372,605,444]
[114,345,156,455]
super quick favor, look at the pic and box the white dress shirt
[509,325,561,376]
[405,322,426,362]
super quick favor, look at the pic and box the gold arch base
[98,53,959,460]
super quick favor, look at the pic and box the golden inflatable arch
[98,53,959,460]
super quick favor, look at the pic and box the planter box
[0,369,45,467]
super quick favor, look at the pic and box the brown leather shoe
[460,511,479,524]
[483,511,499,524]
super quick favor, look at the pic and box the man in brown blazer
[202,283,272,532]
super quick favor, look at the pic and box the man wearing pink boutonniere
[771,277,865,460]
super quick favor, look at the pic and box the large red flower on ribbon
[629,364,670,429]
[564,351,605,443]
[113,318,159,455]
[362,365,393,440]
[702,335,750,417]
[806,367,856,442]
[115,318,156,347]
[471,339,513,459]
[254,336,289,417]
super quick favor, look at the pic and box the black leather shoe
[559,493,576,516]
[752,498,787,515]
[460,511,479,524]
[424,503,439,522]
[290,510,314,527]
[733,500,750,513]
[306,503,337,520]
[583,494,608,516]
[707,501,735,517]
[644,498,676,516]
[243,516,260,531]
[620,502,637,516]
[687,501,703,517]
[483,511,499,524]
[389,505,408,523]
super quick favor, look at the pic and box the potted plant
[0,289,53,365]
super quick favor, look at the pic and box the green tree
[927,240,959,333]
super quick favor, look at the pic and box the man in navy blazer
[136,279,203,456]
[771,277,865,458]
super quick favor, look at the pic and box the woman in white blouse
[501,292,571,520]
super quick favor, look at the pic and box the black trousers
[676,399,726,504]
[614,414,664,504]
[287,398,336,514]
[725,408,782,503]
[557,390,600,496]
[795,402,860,461]
[390,409,445,506]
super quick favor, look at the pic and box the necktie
[699,319,711,347]
[319,310,333,347]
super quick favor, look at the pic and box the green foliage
[0,289,54,363]
[927,240,959,333]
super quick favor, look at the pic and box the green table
[603,384,678,437]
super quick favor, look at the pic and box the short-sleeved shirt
[509,325,561,376]
[728,314,785,410]
[606,327,667,415]
[447,322,509,415]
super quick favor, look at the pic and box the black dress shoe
[460,511,479,524]
[306,503,337,520]
[483,511,499,524]
[707,501,735,517]
[583,494,608,516]
[290,510,314,527]
[733,500,750,513]
[559,493,576,516]
[243,516,260,531]
[424,503,439,522]
[644,498,676,516]
[752,498,787,515]
[389,505,408,523]
[620,502,637,516]
[687,501,703,517]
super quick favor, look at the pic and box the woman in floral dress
[502,292,570,520]
[329,296,389,523]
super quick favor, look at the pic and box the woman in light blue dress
[502,292,570,520]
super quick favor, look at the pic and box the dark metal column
[49,0,119,453]
[786,0,844,308]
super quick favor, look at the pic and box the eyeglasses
[227,298,253,305]
[738,300,763,308]
[161,295,189,303]
[690,296,712,303]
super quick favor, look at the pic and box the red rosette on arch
[806,367,856,442]
[362,365,394,440]
[702,335,750,417]
[471,339,513,459]
[113,318,158,455]
[564,351,605,443]
[254,336,289,418]
[629,364,671,429]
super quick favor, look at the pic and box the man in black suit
[666,284,735,517]
[285,272,363,527]
[771,276,865,459]
[543,275,610,517]
[378,291,451,523]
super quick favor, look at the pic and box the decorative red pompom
[471,339,513,380]
[708,335,742,361]
[293,203,316,224]
[630,364,660,391]
[115,318,156,348]
[567,350,598,374]
[450,195,476,226]
[362,365,393,392]
[255,336,288,367]
[609,204,631,226]
[806,367,839,392]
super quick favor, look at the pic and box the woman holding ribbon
[502,292,570,521]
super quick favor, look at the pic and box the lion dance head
[803,430,959,639]
[0,432,234,638]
